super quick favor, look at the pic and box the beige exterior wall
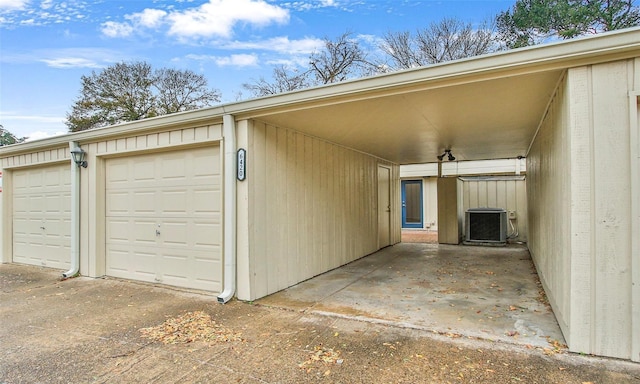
[460,176,528,242]
[423,177,438,229]
[528,59,640,361]
[437,177,459,244]
[236,120,400,301]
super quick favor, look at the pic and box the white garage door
[13,163,72,269]
[105,146,222,292]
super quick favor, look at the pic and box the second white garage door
[105,146,222,292]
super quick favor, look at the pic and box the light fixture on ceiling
[70,146,87,168]
[437,149,455,162]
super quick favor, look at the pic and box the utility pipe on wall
[63,141,81,278]
[218,114,237,303]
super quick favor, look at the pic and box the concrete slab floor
[258,243,565,350]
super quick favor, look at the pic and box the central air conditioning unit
[465,208,507,244]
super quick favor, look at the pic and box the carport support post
[218,114,237,303]
[629,91,640,362]
[63,141,81,278]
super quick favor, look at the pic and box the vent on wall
[465,208,507,244]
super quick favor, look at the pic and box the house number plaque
[237,148,246,181]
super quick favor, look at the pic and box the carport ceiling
[252,69,563,165]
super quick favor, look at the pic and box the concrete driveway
[259,243,564,349]
[2,249,640,383]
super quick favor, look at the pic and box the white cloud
[126,8,167,29]
[25,130,66,141]
[280,0,340,12]
[34,48,120,68]
[167,0,289,39]
[225,36,323,55]
[0,113,67,140]
[0,0,28,10]
[101,20,134,38]
[215,53,258,67]
[101,0,289,41]
[185,53,259,67]
[40,57,102,68]
[1,48,119,68]
[0,0,90,26]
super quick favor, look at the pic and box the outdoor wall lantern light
[70,146,88,168]
[437,149,455,162]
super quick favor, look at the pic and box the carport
[231,28,640,361]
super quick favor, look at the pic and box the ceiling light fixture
[437,149,455,162]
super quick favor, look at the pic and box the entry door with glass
[401,180,423,228]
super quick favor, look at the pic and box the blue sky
[0,0,515,140]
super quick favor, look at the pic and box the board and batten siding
[528,59,640,361]
[460,177,528,242]
[236,120,400,301]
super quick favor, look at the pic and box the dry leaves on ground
[299,344,343,370]
[541,337,567,355]
[139,310,243,344]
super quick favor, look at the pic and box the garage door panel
[132,191,157,214]
[133,157,156,180]
[106,191,131,215]
[105,218,131,242]
[13,195,30,213]
[131,220,158,244]
[192,221,221,249]
[159,190,188,213]
[107,218,158,244]
[161,221,188,246]
[45,193,71,214]
[105,248,130,273]
[106,146,222,292]
[12,164,71,270]
[107,163,129,184]
[160,155,188,181]
[194,189,220,214]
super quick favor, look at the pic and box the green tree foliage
[0,125,26,146]
[497,0,640,48]
[66,61,221,132]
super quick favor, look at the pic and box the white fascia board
[442,158,527,176]
[400,163,439,178]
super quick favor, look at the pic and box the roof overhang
[3,27,640,164]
